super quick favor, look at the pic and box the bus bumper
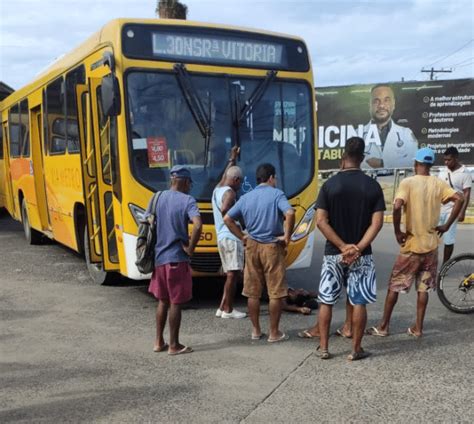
[122,232,151,280]
[287,231,315,270]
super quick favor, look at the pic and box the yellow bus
[0,18,318,283]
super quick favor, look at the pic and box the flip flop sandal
[316,345,331,359]
[297,330,318,339]
[407,327,422,338]
[168,346,193,356]
[153,343,169,353]
[347,350,371,361]
[335,328,352,338]
[366,326,389,337]
[251,333,265,340]
[267,333,289,343]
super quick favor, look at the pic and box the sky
[1,0,473,90]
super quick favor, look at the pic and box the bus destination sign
[122,24,309,71]
[152,32,284,67]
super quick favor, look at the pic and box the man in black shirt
[314,137,385,360]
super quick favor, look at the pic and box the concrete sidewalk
[1,217,473,423]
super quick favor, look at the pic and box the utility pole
[421,67,452,80]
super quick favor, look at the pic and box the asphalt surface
[1,209,473,423]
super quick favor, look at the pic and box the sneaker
[221,309,247,319]
[215,308,223,317]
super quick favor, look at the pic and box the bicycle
[437,253,474,314]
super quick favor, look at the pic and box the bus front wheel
[83,226,117,285]
[21,199,42,245]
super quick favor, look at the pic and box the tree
[156,0,188,19]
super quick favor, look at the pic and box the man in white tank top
[212,147,247,319]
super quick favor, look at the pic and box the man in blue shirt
[147,165,202,355]
[224,163,295,342]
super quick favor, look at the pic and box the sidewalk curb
[383,215,474,224]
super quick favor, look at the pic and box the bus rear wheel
[83,226,117,285]
[21,199,42,245]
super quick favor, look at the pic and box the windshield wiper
[231,70,277,152]
[174,63,213,167]
[239,70,277,121]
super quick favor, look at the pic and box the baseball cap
[170,165,192,181]
[414,147,435,165]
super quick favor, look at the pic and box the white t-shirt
[438,165,472,214]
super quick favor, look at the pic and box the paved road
[1,211,473,423]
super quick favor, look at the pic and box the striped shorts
[318,254,377,306]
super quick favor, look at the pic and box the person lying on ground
[282,287,318,315]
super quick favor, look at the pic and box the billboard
[316,79,474,170]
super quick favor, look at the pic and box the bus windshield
[127,70,313,200]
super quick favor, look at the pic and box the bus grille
[199,212,215,225]
[191,252,222,273]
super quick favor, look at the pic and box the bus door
[30,106,51,231]
[1,121,15,215]
[76,78,119,271]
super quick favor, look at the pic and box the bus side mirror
[101,74,121,117]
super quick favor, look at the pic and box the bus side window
[81,93,88,151]
[96,88,112,185]
[0,124,3,159]
[42,90,48,155]
[8,103,21,158]
[65,65,85,154]
[46,77,66,155]
[20,99,30,157]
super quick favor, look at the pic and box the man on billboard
[363,84,418,170]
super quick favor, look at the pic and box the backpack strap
[151,191,162,216]
[146,191,162,223]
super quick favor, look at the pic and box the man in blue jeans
[224,163,295,342]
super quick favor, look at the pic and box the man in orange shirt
[367,148,463,338]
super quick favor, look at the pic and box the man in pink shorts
[147,166,202,355]
[367,148,463,338]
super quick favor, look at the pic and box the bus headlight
[291,204,315,242]
[129,203,147,225]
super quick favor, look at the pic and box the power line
[450,56,474,67]
[455,60,474,69]
[427,39,474,67]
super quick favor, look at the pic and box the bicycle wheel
[437,253,474,314]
